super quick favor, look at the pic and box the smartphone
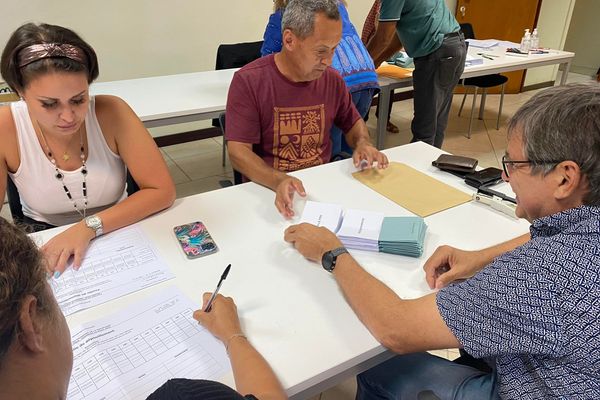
[173,221,219,259]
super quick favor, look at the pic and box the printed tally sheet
[43,226,174,315]
[67,287,231,399]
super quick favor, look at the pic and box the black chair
[217,113,243,187]
[215,41,264,71]
[6,176,25,224]
[458,23,508,139]
[213,40,263,166]
[6,171,140,230]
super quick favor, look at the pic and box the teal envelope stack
[378,217,427,257]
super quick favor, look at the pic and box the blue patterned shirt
[437,205,600,399]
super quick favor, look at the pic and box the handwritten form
[45,226,174,316]
[67,287,231,400]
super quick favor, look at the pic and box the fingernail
[53,271,61,279]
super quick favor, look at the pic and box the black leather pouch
[432,154,478,174]
[465,167,504,188]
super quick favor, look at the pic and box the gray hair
[281,0,340,39]
[507,83,600,205]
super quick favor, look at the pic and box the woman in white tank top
[0,23,175,277]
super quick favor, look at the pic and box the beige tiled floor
[0,72,595,399]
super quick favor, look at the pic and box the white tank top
[9,97,127,226]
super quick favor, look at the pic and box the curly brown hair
[0,218,52,367]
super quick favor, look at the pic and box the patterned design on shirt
[361,0,381,44]
[273,105,326,172]
[437,205,600,399]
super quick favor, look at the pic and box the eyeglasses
[501,155,562,178]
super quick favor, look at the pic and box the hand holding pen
[204,263,231,312]
[193,264,246,347]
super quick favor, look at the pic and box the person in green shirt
[366,0,466,148]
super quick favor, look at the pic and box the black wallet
[432,154,478,174]
[465,167,504,188]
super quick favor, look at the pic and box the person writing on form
[0,217,286,400]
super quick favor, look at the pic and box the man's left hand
[284,223,343,262]
[353,142,389,170]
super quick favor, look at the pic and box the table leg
[559,59,572,85]
[376,88,391,150]
[478,89,487,120]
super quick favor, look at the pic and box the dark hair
[507,83,600,206]
[0,217,52,368]
[1,22,99,93]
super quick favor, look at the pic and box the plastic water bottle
[531,28,539,50]
[520,29,531,52]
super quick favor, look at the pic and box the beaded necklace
[38,123,88,218]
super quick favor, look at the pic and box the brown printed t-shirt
[225,55,361,172]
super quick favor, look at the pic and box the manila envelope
[353,162,471,217]
[375,65,413,79]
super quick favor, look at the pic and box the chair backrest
[460,23,475,40]
[6,170,139,224]
[215,41,263,70]
[218,113,243,186]
[6,176,24,223]
[125,170,140,196]
[213,41,263,128]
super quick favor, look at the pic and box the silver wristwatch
[84,215,103,238]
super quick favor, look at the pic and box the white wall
[523,0,576,87]
[1,1,374,83]
[564,0,600,76]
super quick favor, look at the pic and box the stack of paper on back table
[337,209,384,252]
[379,217,427,257]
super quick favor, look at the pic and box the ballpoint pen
[477,53,497,60]
[204,264,231,312]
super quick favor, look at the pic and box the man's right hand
[423,245,487,289]
[275,176,306,219]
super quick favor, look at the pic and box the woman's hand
[41,221,95,277]
[193,294,243,343]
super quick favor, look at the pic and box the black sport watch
[321,247,349,273]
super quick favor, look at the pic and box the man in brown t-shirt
[226,0,388,219]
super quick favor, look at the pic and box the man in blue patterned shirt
[284,83,600,399]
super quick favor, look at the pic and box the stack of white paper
[465,54,484,67]
[465,39,498,49]
[299,201,343,232]
[337,209,384,252]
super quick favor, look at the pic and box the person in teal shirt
[366,0,466,148]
